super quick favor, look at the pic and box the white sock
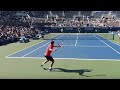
[49,67,52,69]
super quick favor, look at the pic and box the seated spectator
[33,34,44,40]
[19,35,29,43]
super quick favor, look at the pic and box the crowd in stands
[0,24,43,45]
[0,11,120,45]
[42,16,119,27]
[0,11,43,45]
[0,11,118,28]
[26,11,120,27]
[0,11,30,24]
[24,11,119,27]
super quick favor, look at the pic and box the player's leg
[40,56,49,68]
[48,56,54,71]
[41,60,49,65]
[50,59,54,68]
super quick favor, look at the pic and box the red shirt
[44,44,54,56]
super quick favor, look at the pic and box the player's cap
[50,40,54,44]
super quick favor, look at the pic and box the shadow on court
[53,68,92,76]
[52,68,106,77]
[43,67,106,77]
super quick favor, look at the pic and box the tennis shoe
[48,67,53,71]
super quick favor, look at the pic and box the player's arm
[49,48,57,51]
[49,45,57,51]
[49,48,53,51]
[54,45,62,47]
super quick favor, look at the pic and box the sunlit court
[1,11,120,79]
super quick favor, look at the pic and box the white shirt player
[61,28,63,33]
[78,28,81,33]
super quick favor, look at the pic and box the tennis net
[43,33,114,40]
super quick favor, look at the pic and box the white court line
[94,35,120,55]
[22,35,64,57]
[22,42,50,57]
[43,45,108,47]
[5,35,61,58]
[71,45,108,47]
[5,56,120,61]
[75,34,78,46]
[99,35,120,47]
[6,40,46,58]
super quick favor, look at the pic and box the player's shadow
[53,68,92,76]
[53,68,106,77]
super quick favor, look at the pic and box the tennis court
[6,33,120,60]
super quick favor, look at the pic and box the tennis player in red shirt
[40,40,62,71]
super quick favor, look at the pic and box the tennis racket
[54,40,64,51]
[58,39,64,47]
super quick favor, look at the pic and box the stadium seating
[0,11,119,45]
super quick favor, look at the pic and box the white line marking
[75,34,78,46]
[99,35,120,47]
[6,40,46,58]
[5,57,120,61]
[74,45,108,47]
[6,35,60,58]
[43,45,108,47]
[22,35,64,57]
[94,35,120,55]
[22,42,50,57]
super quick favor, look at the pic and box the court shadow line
[52,68,93,76]
[53,68,107,77]
[81,74,106,77]
[43,68,106,77]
